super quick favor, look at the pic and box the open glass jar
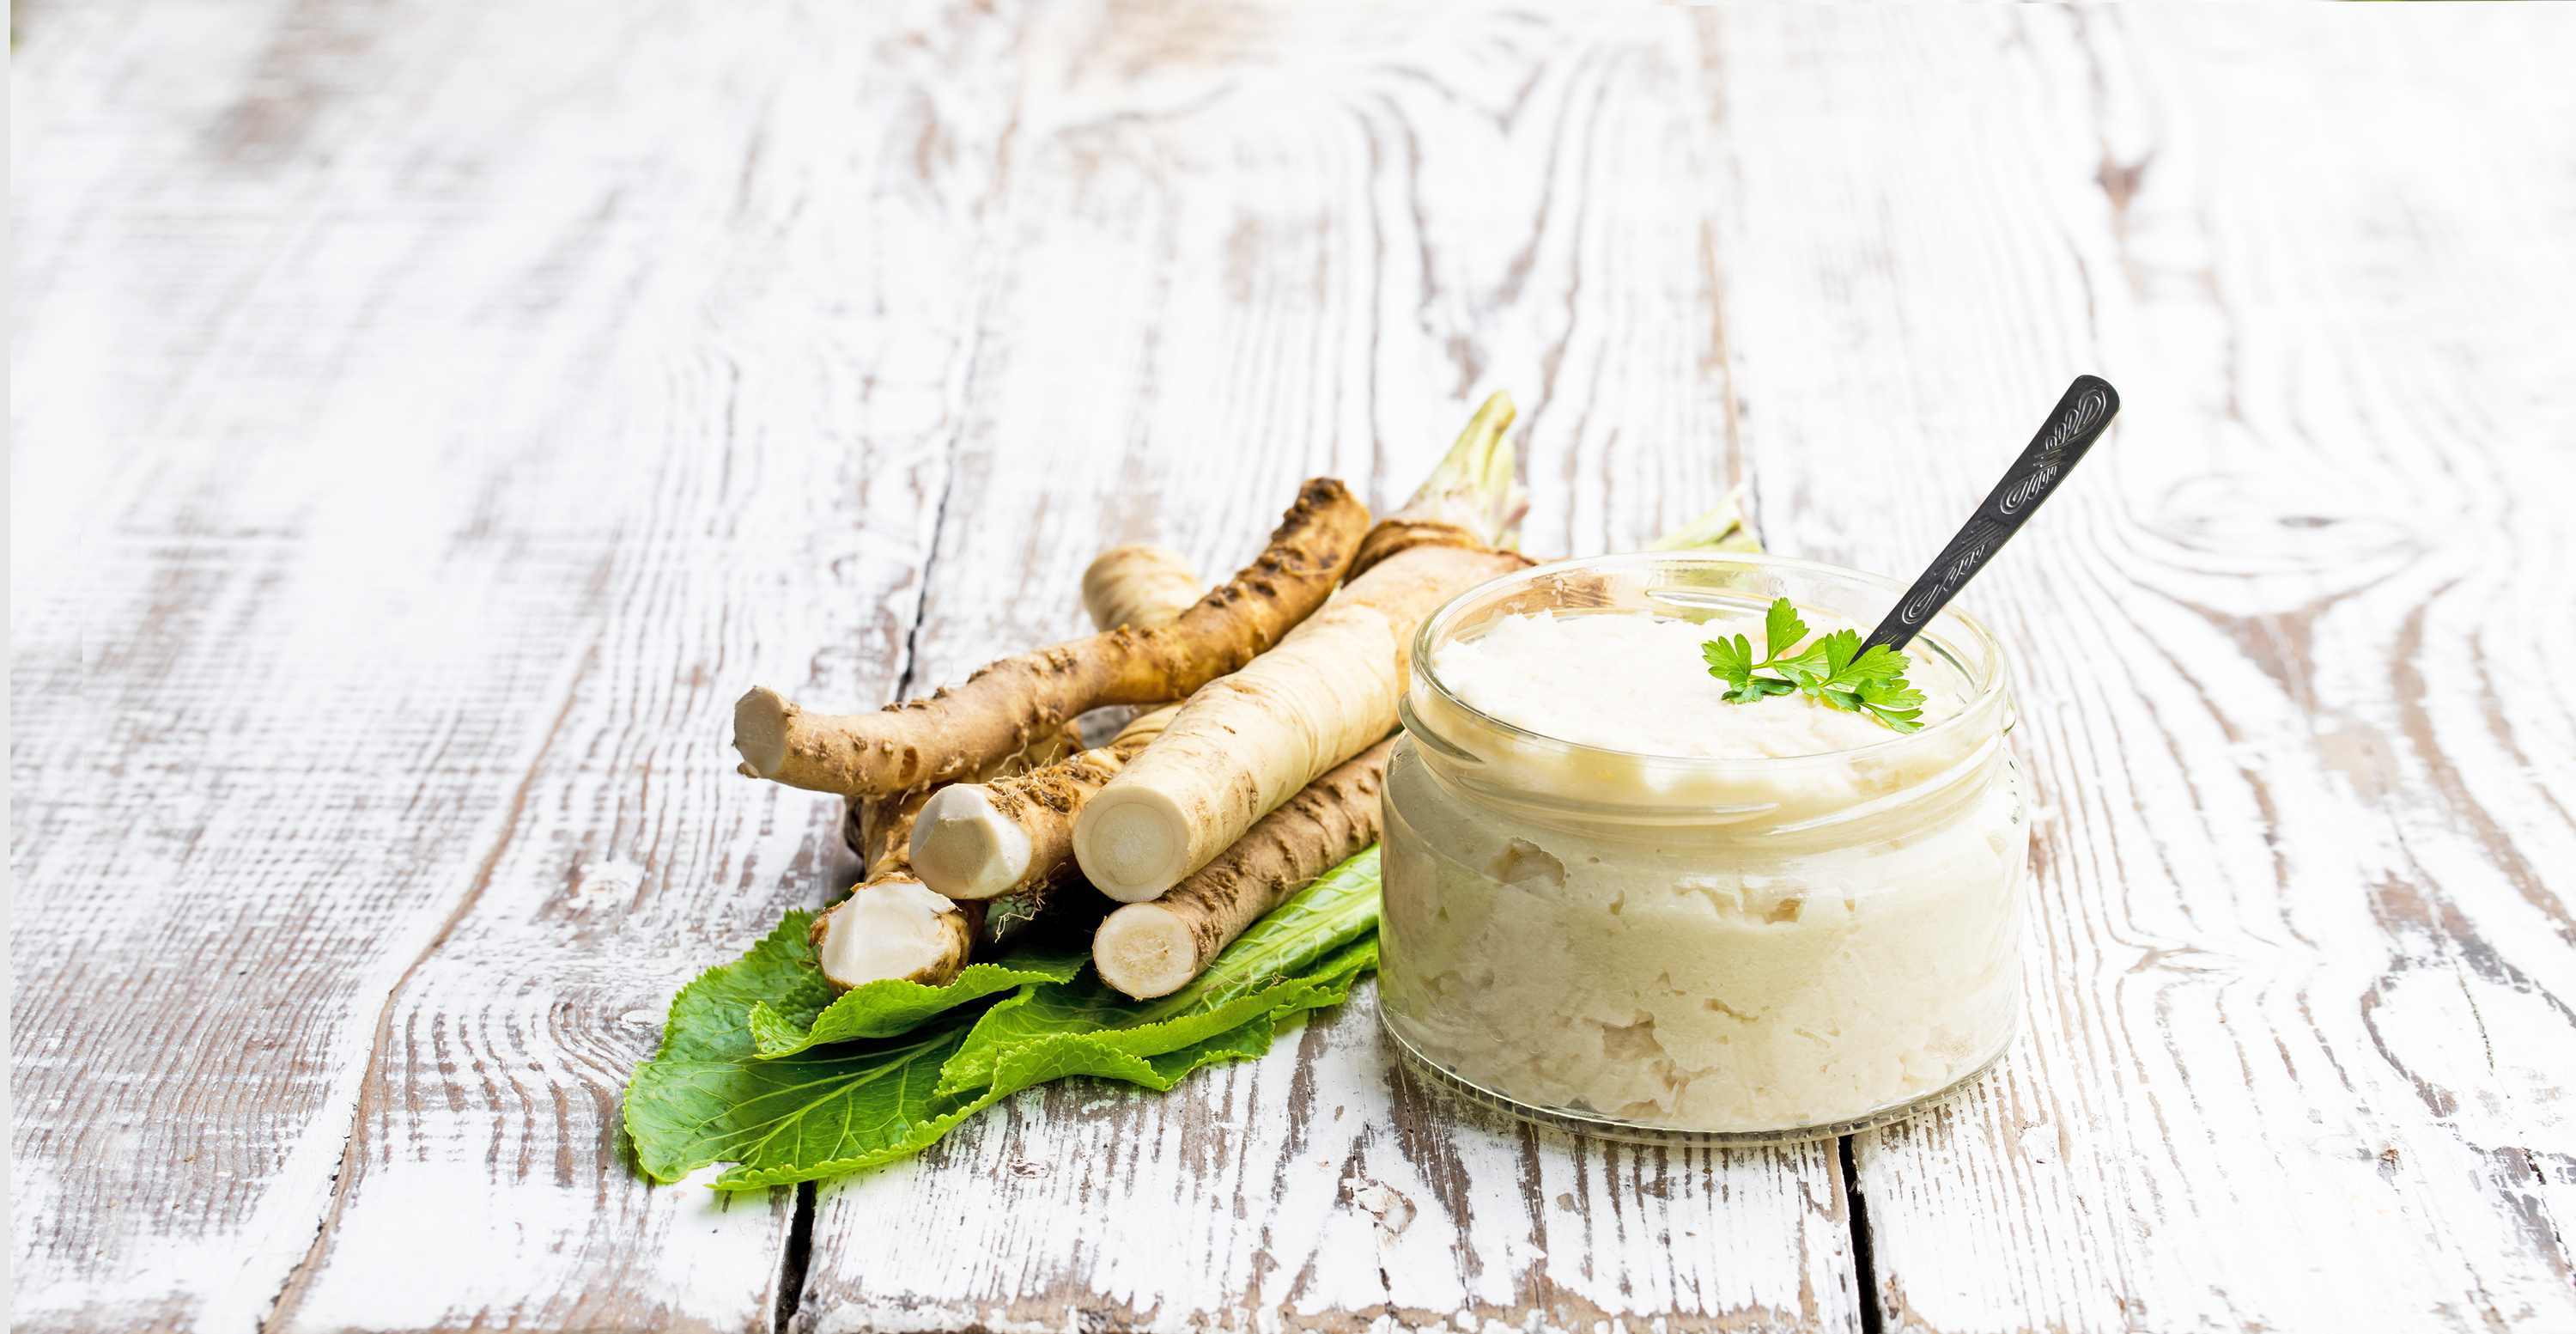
[1380,552,2027,1143]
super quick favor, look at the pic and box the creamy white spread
[1432,610,1914,758]
[1385,609,2023,1134]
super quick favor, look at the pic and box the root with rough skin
[811,781,979,991]
[909,704,1177,901]
[1091,737,1394,1000]
[1072,400,1532,904]
[1082,545,1200,632]
[811,725,1077,993]
[810,879,981,991]
[1075,542,1529,902]
[734,478,1365,797]
[839,722,1082,865]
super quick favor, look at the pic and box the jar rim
[1406,550,2013,773]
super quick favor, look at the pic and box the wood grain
[9,2,699,1325]
[801,1000,1856,1334]
[1704,8,2576,1331]
[787,4,1849,1330]
[12,0,1022,1329]
[260,3,1043,1331]
[16,2,2573,1331]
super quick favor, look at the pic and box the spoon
[1859,375,2120,657]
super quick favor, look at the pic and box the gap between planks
[257,632,610,1332]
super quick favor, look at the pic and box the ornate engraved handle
[1861,375,2119,656]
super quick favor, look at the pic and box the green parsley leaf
[1728,676,1796,704]
[1764,599,1809,659]
[1700,634,1756,688]
[1838,643,1909,685]
[1702,597,1927,734]
[1854,676,1929,733]
[1814,629,1862,677]
[1767,641,1836,686]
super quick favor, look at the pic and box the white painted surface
[12,3,2570,1332]
[806,989,1856,1334]
[1709,7,2576,1331]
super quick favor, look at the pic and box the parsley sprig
[1700,598,1929,734]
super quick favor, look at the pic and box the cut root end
[1075,787,1193,903]
[1091,905,1199,1000]
[812,879,974,991]
[732,685,793,779]
[910,785,1034,901]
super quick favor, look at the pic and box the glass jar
[1380,552,2026,1143]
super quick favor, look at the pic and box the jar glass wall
[1379,553,2027,1143]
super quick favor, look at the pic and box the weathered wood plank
[790,5,1853,1331]
[1707,7,2576,1331]
[23,2,2567,1331]
[10,3,671,1326]
[9,0,1022,1329]
[254,2,1038,1331]
[805,1001,1852,1334]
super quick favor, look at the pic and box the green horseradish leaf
[623,848,1384,1190]
[945,934,1379,1098]
[747,942,1088,1058]
[627,1008,999,1187]
[651,911,833,1063]
[625,911,1070,1184]
[941,846,1382,1093]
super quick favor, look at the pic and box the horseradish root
[811,880,979,992]
[734,478,1368,797]
[1346,391,1528,579]
[816,740,1108,991]
[1075,542,1524,899]
[1075,406,1532,902]
[811,723,1081,994]
[901,547,1193,898]
[809,883,979,994]
[838,722,1083,862]
[909,704,1178,901]
[1083,545,1200,631]
[1092,736,1394,1000]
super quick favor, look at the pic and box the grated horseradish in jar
[1379,555,2026,1141]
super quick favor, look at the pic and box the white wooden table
[15,4,2575,1331]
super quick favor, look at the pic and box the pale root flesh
[808,728,1076,994]
[838,722,1082,865]
[909,705,1177,900]
[1082,544,1200,632]
[1074,542,1530,902]
[732,478,1368,797]
[908,785,1029,898]
[1092,736,1394,999]
[811,879,978,991]
[811,782,975,993]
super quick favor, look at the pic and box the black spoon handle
[1861,375,2120,656]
